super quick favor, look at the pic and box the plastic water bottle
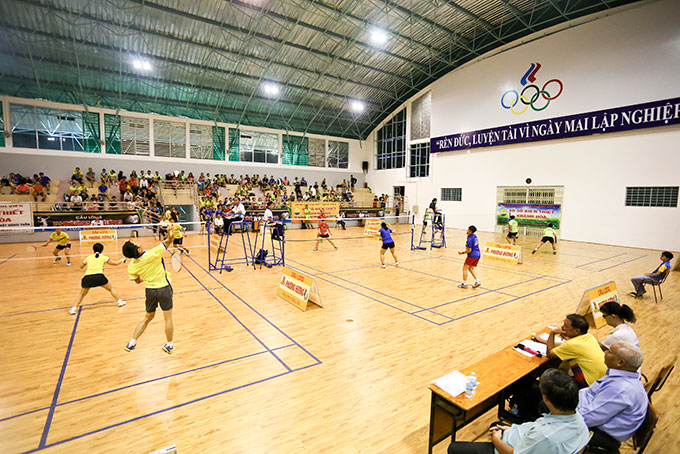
[465,372,477,398]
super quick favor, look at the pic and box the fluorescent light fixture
[350,100,365,113]
[131,58,152,72]
[370,28,388,45]
[262,82,280,97]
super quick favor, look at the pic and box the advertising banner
[431,96,680,153]
[0,202,33,232]
[79,229,118,245]
[290,202,340,220]
[277,267,322,312]
[482,242,523,265]
[33,211,141,229]
[497,203,561,229]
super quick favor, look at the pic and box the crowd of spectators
[1,172,51,201]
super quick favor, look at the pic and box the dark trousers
[338,220,346,230]
[589,427,621,452]
[447,442,494,454]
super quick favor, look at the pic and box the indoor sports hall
[0,1,678,453]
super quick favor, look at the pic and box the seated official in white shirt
[599,302,639,350]
[223,196,246,235]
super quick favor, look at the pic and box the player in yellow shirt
[169,212,190,255]
[121,229,176,354]
[43,228,72,266]
[69,243,126,315]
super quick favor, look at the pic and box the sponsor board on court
[277,267,322,312]
[79,229,118,245]
[482,241,523,264]
[575,281,618,329]
[363,219,382,237]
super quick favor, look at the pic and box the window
[154,120,186,158]
[282,135,308,166]
[104,115,150,155]
[411,91,431,140]
[190,124,224,160]
[308,138,326,167]
[409,142,430,177]
[441,188,462,201]
[229,129,278,163]
[376,109,406,170]
[328,140,349,168]
[10,104,99,152]
[626,187,678,207]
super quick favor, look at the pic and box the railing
[27,201,142,212]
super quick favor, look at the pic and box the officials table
[427,335,559,453]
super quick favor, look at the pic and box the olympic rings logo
[501,64,564,115]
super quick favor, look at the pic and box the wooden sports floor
[1,224,677,454]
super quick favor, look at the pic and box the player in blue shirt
[378,222,399,268]
[458,225,481,288]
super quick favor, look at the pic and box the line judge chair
[648,271,669,303]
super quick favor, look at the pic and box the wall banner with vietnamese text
[497,203,561,229]
[0,202,33,233]
[431,96,680,153]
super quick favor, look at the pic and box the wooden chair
[643,355,676,402]
[632,403,658,453]
[648,270,669,303]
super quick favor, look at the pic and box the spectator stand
[252,221,285,270]
[207,218,254,273]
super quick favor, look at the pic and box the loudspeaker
[362,161,369,173]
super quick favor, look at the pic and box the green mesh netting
[282,134,308,166]
[82,111,100,153]
[213,126,225,161]
[228,128,239,161]
[104,114,122,154]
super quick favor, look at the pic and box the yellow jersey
[552,333,606,386]
[173,223,184,239]
[50,231,70,246]
[127,243,171,289]
[83,253,109,275]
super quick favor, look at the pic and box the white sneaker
[395,261,400,266]
[458,283,468,288]
[117,300,126,307]
[69,306,77,315]
[66,262,72,266]
[380,264,386,268]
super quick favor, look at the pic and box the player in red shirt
[313,217,338,251]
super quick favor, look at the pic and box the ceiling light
[263,82,280,97]
[131,58,152,72]
[370,28,388,45]
[350,100,365,113]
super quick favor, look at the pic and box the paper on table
[538,332,564,344]
[433,370,468,397]
[519,339,548,355]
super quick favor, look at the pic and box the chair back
[645,355,677,400]
[633,403,658,453]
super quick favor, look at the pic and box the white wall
[365,0,680,251]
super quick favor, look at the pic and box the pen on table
[516,343,543,357]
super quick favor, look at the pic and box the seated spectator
[107,169,117,184]
[118,177,127,194]
[117,170,124,181]
[213,213,224,235]
[98,181,109,199]
[100,168,108,182]
[71,167,83,183]
[32,181,46,201]
[628,251,673,298]
[16,181,31,194]
[300,177,308,186]
[79,184,89,201]
[71,192,83,210]
[537,314,607,387]
[599,302,639,350]
[96,193,106,210]
[86,167,96,185]
[39,172,51,193]
[577,342,648,452]
[448,369,589,454]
